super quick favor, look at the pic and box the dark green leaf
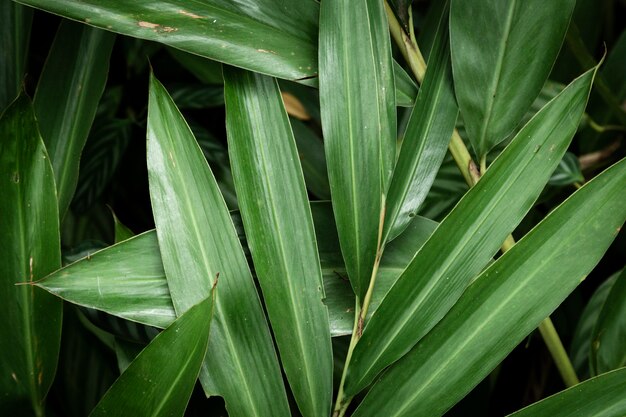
[354,156,626,417]
[169,83,224,109]
[393,61,418,107]
[507,367,626,417]
[591,267,626,375]
[0,2,31,111]
[146,73,289,415]
[224,67,332,417]
[570,271,619,379]
[319,0,396,299]
[344,66,597,396]
[17,0,319,82]
[384,4,457,242]
[90,296,214,417]
[0,94,62,415]
[450,0,575,158]
[34,20,115,218]
[167,47,224,84]
[549,152,584,186]
[291,118,331,199]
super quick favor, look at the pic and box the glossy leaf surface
[384,4,457,242]
[344,67,597,396]
[507,367,626,417]
[354,156,626,417]
[450,0,575,158]
[34,20,114,218]
[90,296,214,417]
[0,94,62,414]
[35,204,437,338]
[0,2,31,111]
[17,0,319,82]
[224,67,332,417]
[146,74,289,416]
[319,0,396,299]
[591,267,626,375]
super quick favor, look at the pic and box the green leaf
[90,295,214,417]
[34,20,115,219]
[353,156,626,417]
[319,0,396,300]
[507,367,626,417]
[570,271,619,379]
[450,0,576,158]
[223,67,333,417]
[34,203,436,338]
[549,152,584,186]
[291,118,331,199]
[0,2,31,111]
[146,73,289,416]
[343,66,598,396]
[167,47,224,84]
[110,208,134,243]
[591,267,626,375]
[0,94,62,415]
[393,61,418,107]
[17,0,319,82]
[383,3,457,242]
[169,83,224,109]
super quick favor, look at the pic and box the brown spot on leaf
[257,49,277,55]
[179,10,202,19]
[138,21,159,29]
[281,92,310,121]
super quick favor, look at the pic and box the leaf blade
[224,67,333,417]
[146,73,289,416]
[450,0,576,158]
[354,156,626,417]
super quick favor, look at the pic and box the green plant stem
[333,300,362,417]
[538,318,580,386]
[385,1,579,389]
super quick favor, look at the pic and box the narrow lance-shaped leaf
[591,267,626,375]
[0,2,31,111]
[383,2,457,243]
[0,94,62,415]
[450,0,576,158]
[224,67,332,417]
[354,156,626,417]
[146,73,289,416]
[319,0,396,300]
[34,21,114,219]
[343,66,598,396]
[90,295,215,417]
[507,367,626,417]
[16,0,319,82]
[33,203,437,338]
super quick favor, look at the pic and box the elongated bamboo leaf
[319,0,396,300]
[90,295,214,417]
[450,0,575,158]
[34,20,114,219]
[0,2,31,111]
[343,66,597,396]
[146,73,289,416]
[591,267,626,375]
[383,3,457,243]
[0,94,62,415]
[291,118,331,200]
[34,204,436,338]
[16,0,318,82]
[353,156,626,417]
[507,367,626,417]
[224,67,332,417]
[393,61,418,107]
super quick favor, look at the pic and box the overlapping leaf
[0,94,62,415]
[450,0,576,158]
[224,67,332,417]
[319,0,396,300]
[90,296,214,417]
[343,66,597,396]
[0,2,31,111]
[34,20,114,218]
[354,156,626,417]
[17,0,319,81]
[146,74,289,416]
